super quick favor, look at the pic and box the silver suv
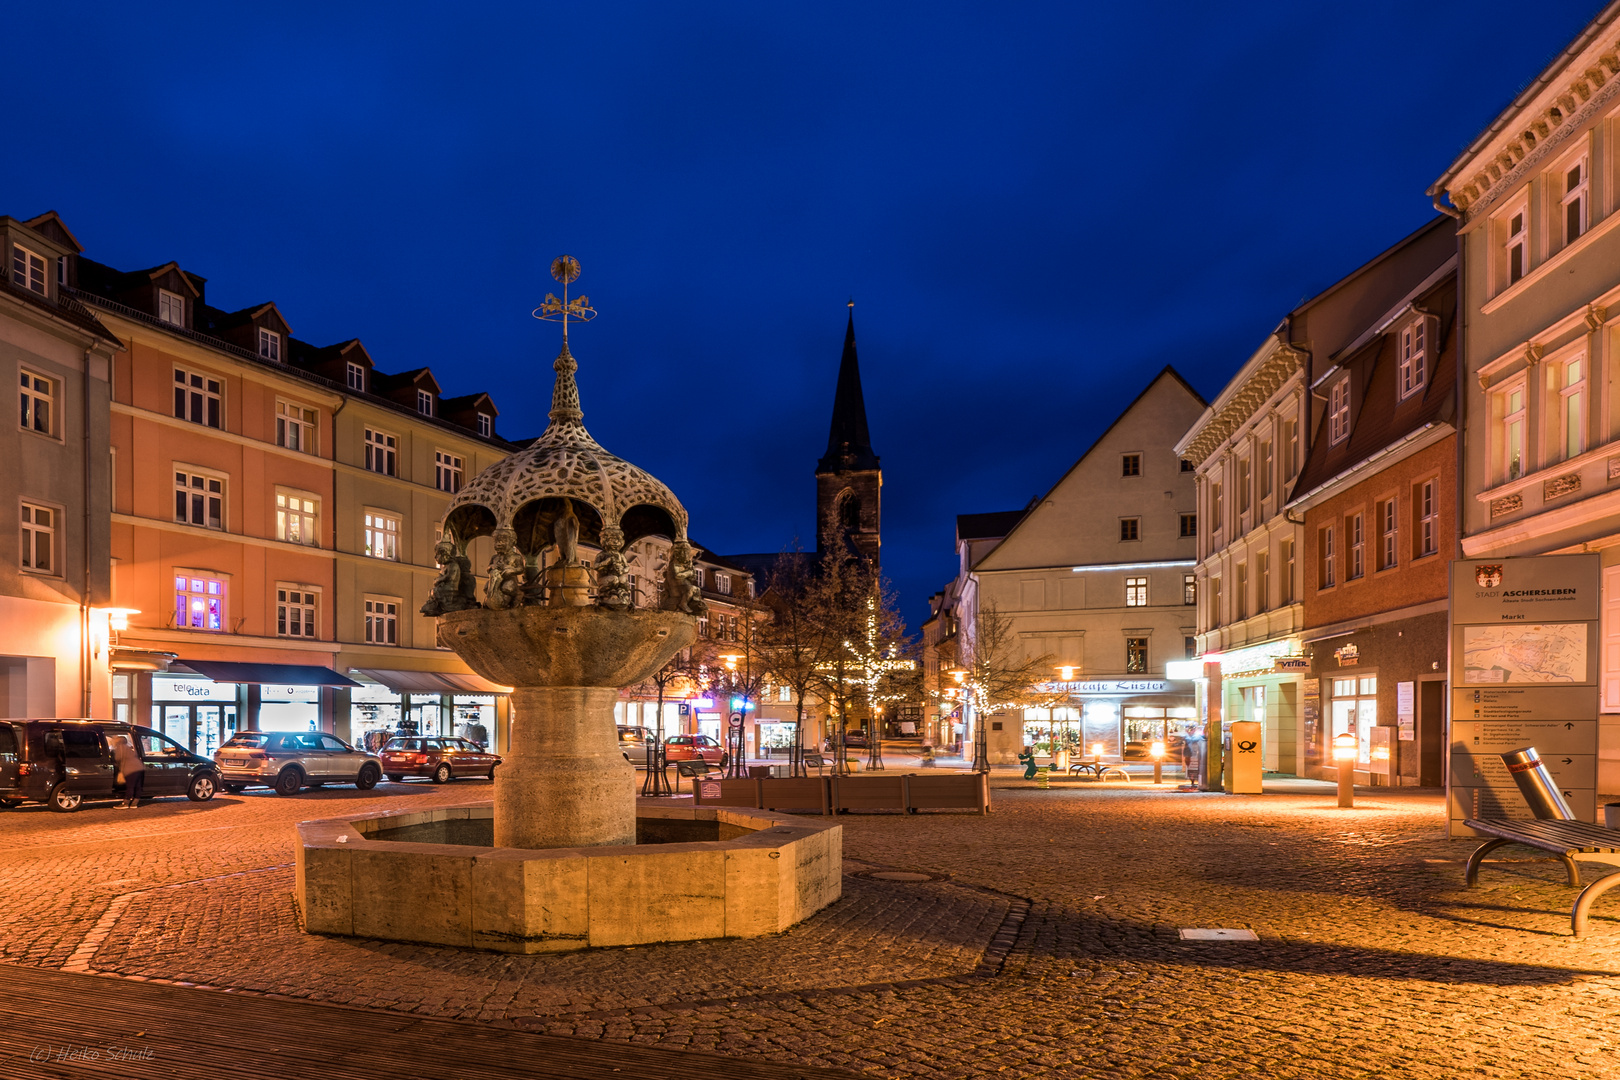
[214,731,382,796]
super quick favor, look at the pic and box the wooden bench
[674,760,716,796]
[1464,818,1620,937]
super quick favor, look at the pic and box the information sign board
[1397,681,1415,742]
[1448,555,1600,837]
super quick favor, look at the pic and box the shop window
[174,470,225,530]
[20,369,54,435]
[276,400,317,453]
[364,428,397,476]
[174,367,222,429]
[277,588,317,639]
[175,574,226,631]
[1125,576,1148,607]
[365,511,401,561]
[435,450,463,494]
[365,597,399,646]
[1329,674,1377,767]
[1125,637,1148,674]
[20,502,54,574]
[276,490,319,547]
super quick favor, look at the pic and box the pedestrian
[921,743,936,768]
[112,734,145,809]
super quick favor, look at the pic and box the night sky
[8,2,1603,626]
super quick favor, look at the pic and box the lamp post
[1333,732,1357,808]
[1053,666,1076,772]
[719,652,749,779]
[1150,739,1166,785]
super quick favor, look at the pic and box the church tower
[816,304,881,566]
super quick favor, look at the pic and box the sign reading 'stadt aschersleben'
[1448,554,1601,837]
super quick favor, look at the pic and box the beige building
[1428,7,1620,791]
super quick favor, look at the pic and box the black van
[0,720,222,812]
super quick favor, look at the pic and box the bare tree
[752,548,837,776]
[636,637,717,795]
[935,599,1059,772]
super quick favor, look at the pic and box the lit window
[1125,637,1148,674]
[258,328,281,362]
[434,450,463,494]
[276,400,317,453]
[779,684,792,703]
[1183,573,1196,605]
[277,588,317,639]
[275,491,319,547]
[1348,513,1364,579]
[364,598,399,646]
[1319,526,1336,588]
[1125,576,1148,607]
[365,511,401,560]
[1398,319,1427,399]
[346,362,365,391]
[11,245,45,295]
[364,428,397,476]
[1561,357,1587,461]
[716,573,732,596]
[417,389,433,416]
[1562,157,1589,247]
[175,574,226,631]
[20,370,53,435]
[1120,517,1140,542]
[157,289,186,327]
[1122,453,1141,477]
[173,368,222,429]
[1378,499,1397,571]
[174,471,224,530]
[476,412,492,438]
[1501,385,1526,481]
[1180,514,1196,537]
[1416,479,1439,558]
[20,503,53,573]
[1328,379,1350,444]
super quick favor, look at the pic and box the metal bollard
[1501,747,1575,820]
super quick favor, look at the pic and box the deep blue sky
[8,1,1604,625]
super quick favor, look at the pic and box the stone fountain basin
[437,606,697,687]
[295,801,842,953]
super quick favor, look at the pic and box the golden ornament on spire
[533,254,597,340]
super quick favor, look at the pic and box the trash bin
[1501,747,1575,820]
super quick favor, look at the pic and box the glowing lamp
[1091,742,1104,757]
[951,669,966,685]
[1371,746,1390,762]
[1058,665,1075,681]
[1332,733,1357,762]
[104,608,140,632]
[1150,740,1166,759]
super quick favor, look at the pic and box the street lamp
[1150,739,1166,785]
[1333,732,1357,808]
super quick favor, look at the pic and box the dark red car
[662,734,728,766]
[379,736,501,783]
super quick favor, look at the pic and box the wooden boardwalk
[0,964,864,1080]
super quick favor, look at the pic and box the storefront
[1169,638,1306,776]
[148,674,238,757]
[349,669,509,753]
[114,660,359,756]
[995,679,1195,764]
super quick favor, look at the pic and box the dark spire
[816,304,880,474]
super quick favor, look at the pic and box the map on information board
[1461,624,1587,685]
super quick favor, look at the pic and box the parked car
[618,725,655,767]
[0,719,221,812]
[378,736,501,783]
[214,731,381,795]
[662,733,728,766]
[824,730,869,751]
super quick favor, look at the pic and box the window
[174,368,222,429]
[1180,458,1194,472]
[1561,157,1589,247]
[1501,384,1526,481]
[1122,453,1141,477]
[1255,551,1269,614]
[1502,201,1529,287]
[1328,379,1350,444]
[1120,517,1140,542]
[174,471,224,530]
[346,362,366,391]
[364,429,397,476]
[1210,577,1222,629]
[693,567,706,589]
[20,503,53,573]
[476,412,492,438]
[435,451,463,494]
[698,613,710,637]
[1235,562,1248,620]
[1237,458,1251,515]
[1184,636,1196,659]
[1282,419,1299,481]
[1280,539,1295,604]
[1560,356,1587,461]
[1398,319,1428,399]
[417,389,434,416]
[716,573,732,595]
[778,684,792,703]
[276,400,317,453]
[1258,440,1273,500]
[157,289,185,327]
[19,370,53,435]
[11,245,45,295]
[277,588,316,639]
[1183,573,1197,606]
[258,328,281,362]
[1180,513,1197,537]
[364,511,401,560]
[175,574,226,631]
[1319,526,1336,588]
[1125,637,1148,674]
[56,256,66,286]
[1283,540,1296,608]
[1378,498,1398,571]
[1415,479,1439,558]
[1126,576,1148,607]
[1330,675,1379,767]
[1348,513,1364,579]
[1211,483,1223,533]
[364,598,399,646]
[275,491,319,546]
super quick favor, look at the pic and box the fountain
[294,258,840,952]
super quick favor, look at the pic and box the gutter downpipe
[81,347,94,718]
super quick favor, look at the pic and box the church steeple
[815,303,881,565]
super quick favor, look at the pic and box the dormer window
[1328,378,1350,445]
[11,245,46,295]
[258,328,281,362]
[158,289,185,327]
[346,362,365,391]
[694,567,706,589]
[716,573,733,596]
[476,412,492,438]
[417,390,434,416]
[1398,318,1428,399]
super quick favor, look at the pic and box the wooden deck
[0,963,862,1080]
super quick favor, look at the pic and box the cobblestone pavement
[4,777,1620,1078]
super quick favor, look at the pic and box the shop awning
[350,668,510,695]
[173,660,361,687]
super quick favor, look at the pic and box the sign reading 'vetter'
[1448,555,1600,838]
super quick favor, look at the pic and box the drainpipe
[81,347,94,717]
